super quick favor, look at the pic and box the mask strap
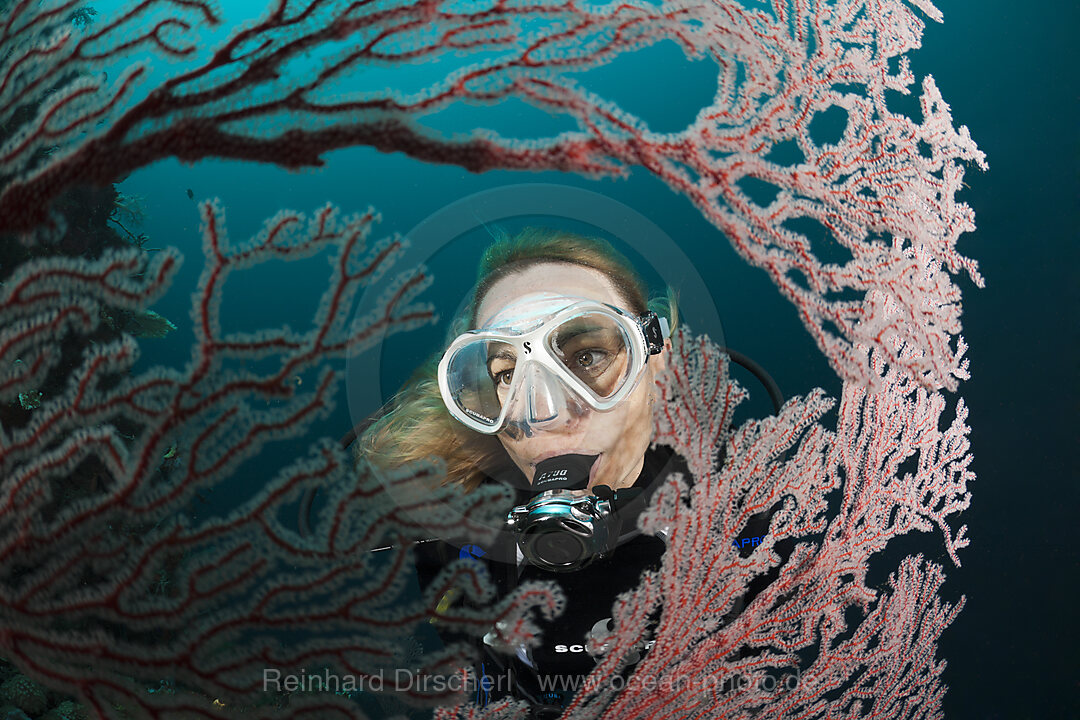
[640,311,669,355]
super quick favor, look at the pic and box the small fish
[186,188,194,201]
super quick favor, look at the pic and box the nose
[501,364,588,436]
[526,373,563,425]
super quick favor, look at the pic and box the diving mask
[437,294,669,436]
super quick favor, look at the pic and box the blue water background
[89,0,1078,715]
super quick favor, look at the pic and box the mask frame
[438,299,669,435]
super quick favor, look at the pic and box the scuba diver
[349,227,788,717]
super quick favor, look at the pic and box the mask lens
[548,311,632,399]
[440,304,643,431]
[443,339,516,428]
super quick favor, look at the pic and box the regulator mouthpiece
[506,454,624,572]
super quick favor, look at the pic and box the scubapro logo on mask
[523,341,532,354]
[463,406,495,424]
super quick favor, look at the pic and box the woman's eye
[574,350,607,371]
[493,369,514,386]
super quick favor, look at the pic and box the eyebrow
[556,325,619,343]
[486,348,516,372]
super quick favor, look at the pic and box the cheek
[497,434,523,460]
[607,385,655,441]
[626,391,655,437]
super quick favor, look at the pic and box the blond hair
[356,227,678,491]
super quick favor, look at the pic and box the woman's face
[474,262,667,491]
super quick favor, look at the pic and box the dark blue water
[107,1,1078,715]
[909,5,1078,718]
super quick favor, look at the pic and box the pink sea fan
[0,0,982,716]
[0,0,984,390]
[0,199,540,718]
[594,329,970,718]
[437,327,973,719]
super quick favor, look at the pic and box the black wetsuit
[413,444,789,716]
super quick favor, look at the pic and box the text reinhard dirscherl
[262,667,811,697]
